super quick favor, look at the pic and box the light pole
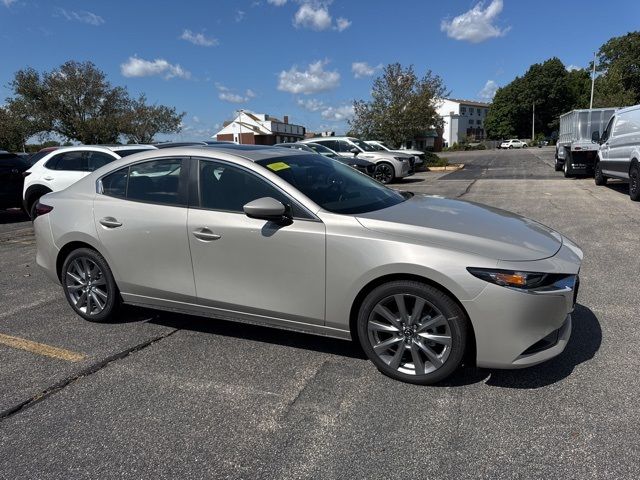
[589,51,597,109]
[237,109,244,144]
[532,102,535,143]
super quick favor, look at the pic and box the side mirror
[243,197,292,224]
[591,131,601,143]
[350,147,360,156]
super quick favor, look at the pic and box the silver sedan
[33,146,582,384]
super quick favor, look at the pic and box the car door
[93,157,196,303]
[599,116,615,175]
[44,151,104,191]
[0,155,26,207]
[187,158,326,325]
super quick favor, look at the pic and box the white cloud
[566,64,582,72]
[192,116,201,123]
[297,98,325,111]
[293,3,332,31]
[58,8,104,26]
[321,104,354,121]
[352,61,381,79]
[180,29,218,47]
[235,10,246,22]
[441,0,509,43]
[121,57,191,80]
[478,80,498,100]
[278,60,340,94]
[2,0,17,7]
[267,0,287,5]
[335,17,351,32]
[216,84,256,103]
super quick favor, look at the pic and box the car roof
[154,141,208,148]
[106,145,158,151]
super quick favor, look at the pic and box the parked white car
[593,104,640,200]
[23,145,157,218]
[500,139,528,149]
[300,136,413,184]
[365,140,425,166]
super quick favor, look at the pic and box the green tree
[349,63,448,147]
[0,103,44,151]
[485,58,587,139]
[122,94,185,144]
[7,61,131,144]
[595,31,640,104]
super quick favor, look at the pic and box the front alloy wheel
[357,281,467,384]
[375,163,395,184]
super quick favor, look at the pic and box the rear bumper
[34,214,60,284]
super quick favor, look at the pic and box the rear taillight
[22,171,31,178]
[35,202,53,216]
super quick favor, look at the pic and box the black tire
[356,280,468,385]
[375,162,395,184]
[508,145,513,149]
[563,156,572,178]
[594,161,607,186]
[29,200,39,220]
[630,164,640,201]
[554,158,563,172]
[61,247,121,322]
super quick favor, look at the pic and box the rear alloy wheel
[62,248,120,322]
[594,161,607,186]
[630,164,640,201]
[357,281,467,385]
[375,162,395,184]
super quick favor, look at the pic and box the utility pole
[590,51,597,109]
[237,109,243,144]
[532,102,535,142]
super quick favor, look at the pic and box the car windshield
[367,143,386,151]
[256,154,406,215]
[305,143,338,158]
[350,138,377,152]
[114,148,152,157]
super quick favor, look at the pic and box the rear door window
[87,152,117,171]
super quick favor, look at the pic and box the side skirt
[121,293,352,341]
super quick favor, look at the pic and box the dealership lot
[1,148,639,479]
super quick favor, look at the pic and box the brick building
[215,111,306,145]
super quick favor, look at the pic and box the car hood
[356,194,563,261]
[358,151,409,161]
[390,149,423,156]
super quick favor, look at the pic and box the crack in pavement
[456,178,478,198]
[0,328,179,422]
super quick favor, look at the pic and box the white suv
[23,145,157,218]
[500,139,528,149]
[365,140,425,167]
[300,136,413,184]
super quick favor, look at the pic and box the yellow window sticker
[266,161,290,172]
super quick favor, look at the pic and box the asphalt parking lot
[1,147,639,479]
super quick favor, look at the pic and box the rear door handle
[192,228,221,241]
[99,217,123,228]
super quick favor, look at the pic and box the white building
[215,111,305,145]
[437,98,491,147]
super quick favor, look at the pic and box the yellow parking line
[0,333,87,362]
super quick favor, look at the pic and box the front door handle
[192,228,221,241]
[99,217,123,228]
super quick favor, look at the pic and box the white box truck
[555,108,617,177]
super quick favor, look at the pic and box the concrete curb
[426,163,464,172]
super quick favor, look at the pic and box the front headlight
[394,156,408,162]
[467,268,575,291]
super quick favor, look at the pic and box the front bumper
[462,242,581,369]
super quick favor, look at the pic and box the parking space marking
[0,333,87,362]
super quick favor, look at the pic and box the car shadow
[603,181,628,195]
[439,303,602,389]
[0,208,30,225]
[150,311,367,360]
[137,303,599,388]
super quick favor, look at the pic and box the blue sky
[1,0,639,140]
